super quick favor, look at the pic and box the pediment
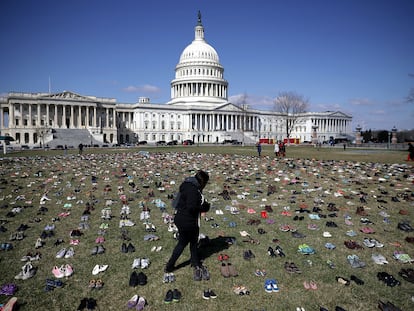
[326,111,352,118]
[214,103,244,112]
[40,91,92,101]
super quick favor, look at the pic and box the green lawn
[0,145,413,311]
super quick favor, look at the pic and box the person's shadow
[175,236,236,269]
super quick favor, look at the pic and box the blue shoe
[264,279,273,293]
[270,279,279,292]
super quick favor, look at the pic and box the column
[70,105,74,127]
[93,107,97,127]
[86,106,89,127]
[106,108,109,129]
[54,105,58,127]
[62,105,66,128]
[46,104,50,127]
[9,103,14,128]
[78,105,82,128]
[37,104,41,127]
[28,104,32,127]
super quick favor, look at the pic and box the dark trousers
[166,226,200,270]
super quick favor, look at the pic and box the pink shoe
[64,264,73,277]
[52,266,65,278]
[70,239,79,245]
[303,281,310,289]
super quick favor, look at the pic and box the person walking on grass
[407,142,414,161]
[256,142,262,157]
[165,170,211,281]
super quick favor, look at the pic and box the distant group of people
[274,141,286,158]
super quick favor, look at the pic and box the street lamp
[387,131,391,149]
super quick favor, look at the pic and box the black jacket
[174,177,210,229]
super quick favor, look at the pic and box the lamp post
[387,131,391,149]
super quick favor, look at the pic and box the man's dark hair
[195,170,209,188]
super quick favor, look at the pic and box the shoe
[91,246,98,255]
[77,298,88,311]
[202,289,210,300]
[164,289,173,304]
[64,264,73,277]
[271,279,279,292]
[127,294,138,308]
[121,243,127,253]
[336,276,350,285]
[52,266,65,278]
[56,248,66,259]
[97,245,105,254]
[201,265,210,280]
[127,243,135,253]
[136,296,146,311]
[137,272,147,285]
[227,263,238,277]
[140,258,150,269]
[350,275,364,285]
[193,266,202,281]
[92,264,108,275]
[64,247,75,259]
[264,279,273,293]
[220,263,230,277]
[132,258,141,269]
[86,298,97,310]
[129,271,138,287]
[209,289,217,298]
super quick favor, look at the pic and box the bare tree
[274,91,309,142]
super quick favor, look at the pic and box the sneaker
[172,289,181,302]
[52,265,65,278]
[64,264,73,277]
[209,289,217,299]
[264,279,273,293]
[193,266,202,281]
[129,271,138,287]
[127,294,138,308]
[132,258,141,269]
[201,265,210,280]
[164,289,173,304]
[56,248,66,259]
[136,296,146,311]
[162,273,170,283]
[202,289,210,300]
[64,247,75,259]
[137,272,147,285]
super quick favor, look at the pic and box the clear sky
[1,0,413,131]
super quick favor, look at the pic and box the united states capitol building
[0,13,352,147]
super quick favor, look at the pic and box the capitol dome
[169,11,228,106]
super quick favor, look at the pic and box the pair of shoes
[264,279,279,293]
[91,245,105,255]
[398,268,414,283]
[220,262,238,277]
[202,289,217,299]
[77,297,97,310]
[162,272,175,283]
[129,271,147,287]
[267,246,277,257]
[254,269,266,276]
[56,247,75,259]
[347,254,365,268]
[88,279,104,289]
[44,278,64,291]
[243,249,255,260]
[377,272,400,287]
[217,253,229,261]
[193,266,203,281]
[284,262,301,273]
[51,264,73,278]
[14,262,37,280]
[127,295,146,310]
[164,289,181,303]
[92,264,108,275]
[303,280,317,290]
[233,285,250,295]
[121,242,135,253]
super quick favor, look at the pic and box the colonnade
[190,112,260,132]
[311,118,349,135]
[171,82,227,99]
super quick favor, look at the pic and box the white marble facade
[0,12,351,146]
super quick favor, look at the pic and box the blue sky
[1,0,413,131]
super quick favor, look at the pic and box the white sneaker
[92,264,108,275]
[132,258,141,269]
[64,247,75,259]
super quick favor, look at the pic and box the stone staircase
[46,129,101,148]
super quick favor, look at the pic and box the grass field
[0,145,413,311]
